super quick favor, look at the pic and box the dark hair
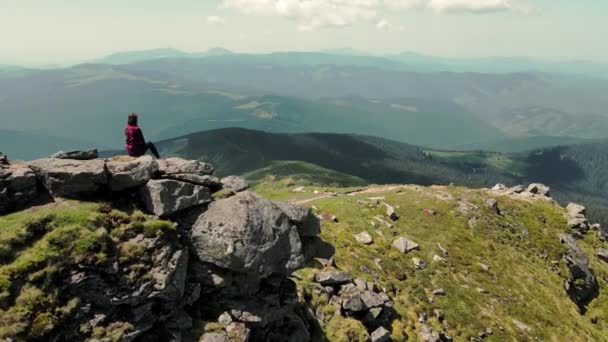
[128,113,138,126]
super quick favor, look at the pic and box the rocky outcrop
[221,175,249,193]
[158,158,214,176]
[49,149,99,160]
[140,179,212,217]
[491,183,552,199]
[559,234,599,312]
[106,155,159,191]
[0,152,8,167]
[28,158,108,197]
[0,164,38,213]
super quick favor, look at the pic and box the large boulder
[106,156,158,191]
[158,158,214,176]
[525,183,551,197]
[221,176,249,193]
[164,174,222,190]
[275,202,321,237]
[28,158,108,198]
[49,149,99,160]
[139,179,212,217]
[191,191,306,277]
[559,234,599,311]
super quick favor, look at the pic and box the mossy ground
[254,179,608,341]
[0,201,176,341]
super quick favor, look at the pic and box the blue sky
[1,0,606,65]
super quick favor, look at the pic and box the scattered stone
[354,231,374,245]
[413,258,427,270]
[315,271,352,286]
[433,309,445,322]
[485,198,500,215]
[220,176,249,192]
[342,294,366,312]
[200,332,229,342]
[140,179,211,217]
[437,243,448,256]
[590,223,601,231]
[392,237,420,254]
[478,263,490,272]
[360,291,386,308]
[512,319,532,332]
[354,278,367,291]
[49,149,98,160]
[292,186,305,192]
[509,185,525,194]
[432,289,446,296]
[467,217,478,229]
[423,208,437,215]
[106,155,158,191]
[0,152,9,166]
[313,258,335,269]
[525,183,551,197]
[418,312,428,323]
[374,216,393,228]
[476,287,489,294]
[597,249,608,263]
[433,255,446,263]
[370,326,390,342]
[383,202,399,221]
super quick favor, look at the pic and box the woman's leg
[146,142,161,158]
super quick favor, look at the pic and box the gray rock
[354,278,367,291]
[275,202,321,237]
[512,319,531,332]
[221,176,249,192]
[225,322,251,342]
[567,203,587,217]
[413,258,427,270]
[0,166,38,213]
[597,249,608,263]
[568,217,589,233]
[486,198,500,215]
[525,183,551,197]
[370,326,390,342]
[0,153,8,167]
[559,234,599,310]
[342,293,366,312]
[491,183,506,191]
[165,174,221,189]
[106,156,158,191]
[28,158,108,197]
[384,203,399,221]
[199,332,229,342]
[315,271,352,286]
[158,158,214,176]
[478,263,490,271]
[432,289,446,296]
[354,231,374,245]
[49,149,98,160]
[509,185,525,194]
[191,191,305,277]
[218,312,233,326]
[360,291,385,308]
[140,179,211,217]
[392,237,420,254]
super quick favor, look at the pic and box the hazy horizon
[2,0,606,66]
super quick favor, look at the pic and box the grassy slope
[253,178,608,341]
[0,201,176,340]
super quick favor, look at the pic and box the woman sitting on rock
[125,113,160,158]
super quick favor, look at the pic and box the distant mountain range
[149,128,608,225]
[2,48,608,161]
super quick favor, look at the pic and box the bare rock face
[0,166,38,214]
[49,149,99,160]
[28,158,108,197]
[106,156,159,191]
[221,176,249,193]
[0,152,8,167]
[191,191,308,277]
[559,234,599,311]
[140,179,212,217]
[158,157,214,176]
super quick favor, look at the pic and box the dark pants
[145,142,160,158]
[130,142,160,158]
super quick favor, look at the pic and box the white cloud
[206,15,226,25]
[376,18,404,32]
[222,0,526,30]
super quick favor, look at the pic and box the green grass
[0,201,176,341]
[244,161,368,188]
[276,183,608,341]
